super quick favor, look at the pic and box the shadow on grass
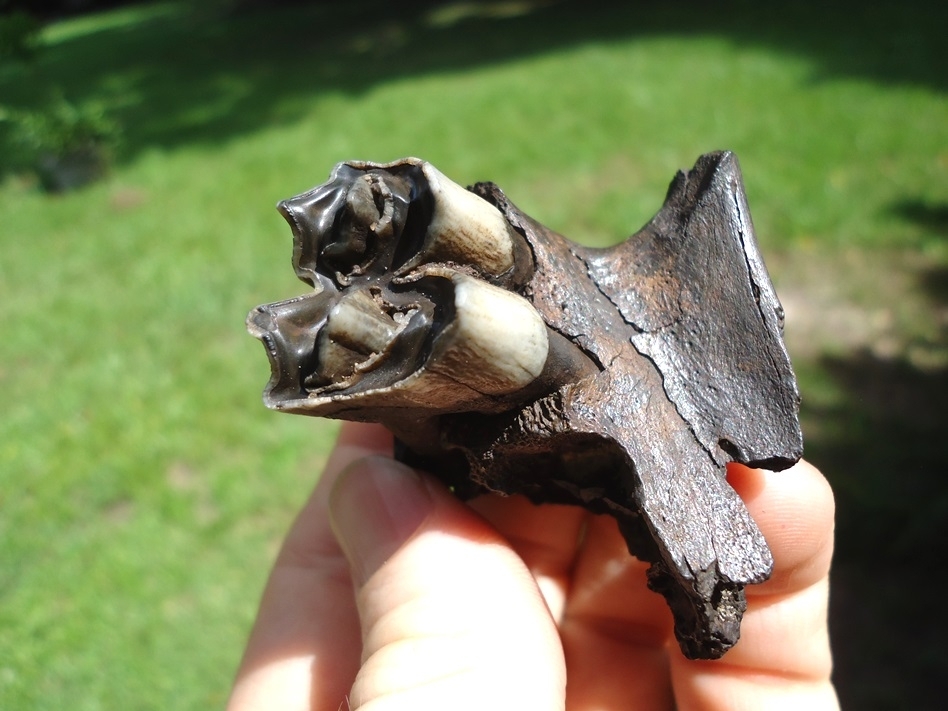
[889,199,948,238]
[0,0,945,175]
[803,262,948,710]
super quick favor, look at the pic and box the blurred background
[1,0,945,708]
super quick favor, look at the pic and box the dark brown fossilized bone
[247,153,803,660]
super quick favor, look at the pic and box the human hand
[227,422,839,711]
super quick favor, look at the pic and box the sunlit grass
[1,1,945,708]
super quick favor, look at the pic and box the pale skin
[228,422,839,711]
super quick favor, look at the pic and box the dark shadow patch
[1,0,945,177]
[919,265,948,304]
[803,261,948,710]
[889,199,948,238]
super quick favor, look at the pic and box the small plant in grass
[0,8,41,62]
[1,6,119,192]
[2,95,119,192]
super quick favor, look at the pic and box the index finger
[278,421,394,566]
[228,421,393,711]
[671,459,839,711]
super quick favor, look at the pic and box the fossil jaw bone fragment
[248,153,805,661]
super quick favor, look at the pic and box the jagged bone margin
[247,154,803,660]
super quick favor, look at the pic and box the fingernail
[329,456,433,587]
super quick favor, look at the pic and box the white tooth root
[429,273,549,395]
[418,163,517,275]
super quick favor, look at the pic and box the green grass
[1,1,946,709]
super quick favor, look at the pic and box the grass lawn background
[1,1,945,708]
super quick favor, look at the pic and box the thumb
[329,456,566,711]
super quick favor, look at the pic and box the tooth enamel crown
[263,158,553,409]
